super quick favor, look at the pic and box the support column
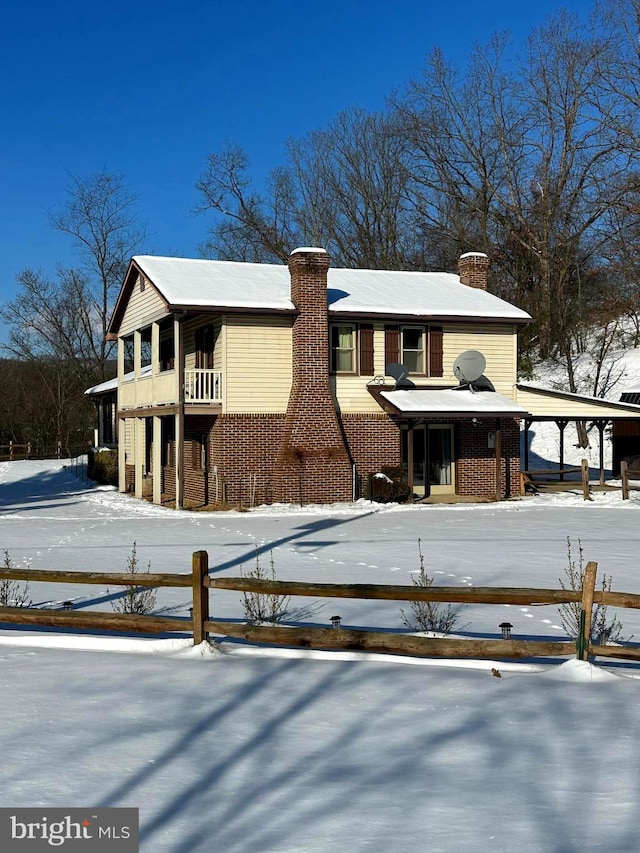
[407,420,414,502]
[594,419,609,485]
[495,418,502,501]
[134,418,144,499]
[175,316,185,510]
[118,417,127,493]
[175,412,184,510]
[556,419,568,480]
[151,322,160,377]
[153,416,162,505]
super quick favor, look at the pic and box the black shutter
[429,327,443,377]
[359,325,374,375]
[385,325,400,369]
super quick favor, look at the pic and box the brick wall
[273,249,353,504]
[211,414,285,507]
[456,418,521,497]
[341,413,401,495]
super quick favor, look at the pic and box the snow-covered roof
[516,382,640,418]
[84,376,118,395]
[130,255,531,322]
[85,365,151,396]
[380,389,530,416]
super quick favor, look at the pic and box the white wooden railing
[184,369,222,403]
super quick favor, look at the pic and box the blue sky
[1,0,590,341]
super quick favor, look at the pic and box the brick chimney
[273,248,353,504]
[458,252,489,290]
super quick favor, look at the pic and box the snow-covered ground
[2,458,640,852]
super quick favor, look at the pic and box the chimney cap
[459,251,488,260]
[290,246,328,256]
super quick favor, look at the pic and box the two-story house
[102,246,640,507]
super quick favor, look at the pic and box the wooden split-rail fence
[1,552,640,663]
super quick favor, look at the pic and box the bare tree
[48,171,146,377]
[396,12,638,364]
[1,172,145,445]
[196,109,420,269]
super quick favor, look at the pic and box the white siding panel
[224,315,292,413]
[444,325,518,397]
[119,278,168,336]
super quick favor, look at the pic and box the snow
[132,255,531,321]
[2,456,640,851]
[381,387,529,414]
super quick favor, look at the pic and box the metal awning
[379,388,530,419]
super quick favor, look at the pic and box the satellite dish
[386,363,413,390]
[473,375,495,392]
[453,350,486,385]
[386,363,409,382]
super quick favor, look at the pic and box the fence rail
[1,552,640,663]
[0,442,92,462]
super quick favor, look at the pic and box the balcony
[184,369,222,403]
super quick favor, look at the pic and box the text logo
[0,808,138,851]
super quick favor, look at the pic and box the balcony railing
[184,369,222,403]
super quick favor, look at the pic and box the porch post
[495,418,502,501]
[175,316,185,510]
[523,419,531,473]
[118,416,126,493]
[407,420,414,503]
[151,322,160,377]
[594,419,608,485]
[134,417,144,499]
[152,415,162,505]
[556,420,568,480]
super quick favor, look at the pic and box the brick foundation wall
[341,414,401,496]
[456,418,521,497]
[273,249,353,504]
[211,414,285,507]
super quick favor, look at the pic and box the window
[162,418,175,468]
[123,335,134,375]
[331,325,356,373]
[159,319,175,372]
[195,324,215,369]
[192,435,207,470]
[402,326,424,374]
[385,325,443,378]
[140,327,152,369]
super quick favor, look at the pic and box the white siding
[119,276,168,336]
[224,315,292,413]
[334,323,519,413]
[444,324,518,398]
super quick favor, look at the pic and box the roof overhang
[516,383,640,420]
[375,387,530,419]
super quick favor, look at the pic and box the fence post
[577,561,598,661]
[581,459,592,501]
[621,460,629,501]
[192,550,210,645]
[9,440,13,461]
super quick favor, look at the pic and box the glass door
[428,426,454,494]
[402,425,455,496]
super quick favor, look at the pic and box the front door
[402,425,455,496]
